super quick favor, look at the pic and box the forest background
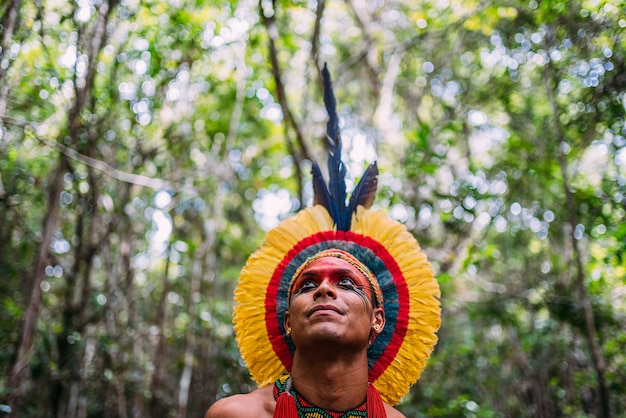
[0,0,625,417]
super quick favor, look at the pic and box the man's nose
[313,279,336,300]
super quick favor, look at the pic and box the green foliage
[0,0,624,416]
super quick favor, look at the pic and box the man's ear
[372,307,385,333]
[284,310,291,331]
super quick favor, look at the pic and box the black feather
[314,64,379,231]
[346,162,379,219]
[323,64,340,149]
[312,161,332,213]
[322,63,348,229]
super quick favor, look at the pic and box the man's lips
[307,304,343,317]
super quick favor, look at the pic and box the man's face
[285,256,384,349]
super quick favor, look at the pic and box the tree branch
[1,115,176,191]
[261,0,310,203]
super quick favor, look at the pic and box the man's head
[284,252,385,349]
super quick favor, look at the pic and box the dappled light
[0,0,625,417]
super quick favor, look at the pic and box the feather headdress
[233,65,441,405]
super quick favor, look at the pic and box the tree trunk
[0,0,22,115]
[6,155,66,416]
[544,65,611,418]
[148,245,172,417]
[176,229,209,418]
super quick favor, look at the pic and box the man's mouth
[308,304,342,317]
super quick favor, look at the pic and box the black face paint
[354,288,371,311]
[338,278,374,311]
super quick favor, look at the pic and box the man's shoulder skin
[205,386,274,418]
[385,403,407,418]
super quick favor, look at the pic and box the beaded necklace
[273,375,381,418]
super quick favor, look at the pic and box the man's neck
[289,349,370,411]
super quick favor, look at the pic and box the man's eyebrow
[300,268,362,278]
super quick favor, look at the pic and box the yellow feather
[355,207,441,405]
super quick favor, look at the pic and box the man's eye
[338,277,357,289]
[298,279,317,292]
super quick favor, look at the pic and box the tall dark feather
[312,161,332,212]
[322,63,347,229]
[346,162,379,223]
[314,64,379,231]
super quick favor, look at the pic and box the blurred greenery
[0,0,624,417]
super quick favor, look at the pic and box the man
[206,251,405,417]
[205,66,441,417]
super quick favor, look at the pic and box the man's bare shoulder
[205,386,275,418]
[385,403,407,418]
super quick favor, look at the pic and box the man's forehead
[299,257,368,279]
